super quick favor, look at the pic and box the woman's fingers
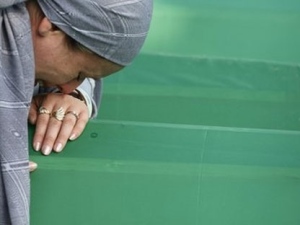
[31,93,89,155]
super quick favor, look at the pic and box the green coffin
[30,0,300,224]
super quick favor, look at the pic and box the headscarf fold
[37,0,153,66]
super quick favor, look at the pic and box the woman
[0,0,152,224]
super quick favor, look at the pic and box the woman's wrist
[69,88,93,118]
[68,90,87,105]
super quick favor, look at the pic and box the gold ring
[38,106,51,115]
[52,107,65,121]
[66,111,79,120]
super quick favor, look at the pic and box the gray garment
[37,0,153,66]
[77,78,103,118]
[0,2,34,225]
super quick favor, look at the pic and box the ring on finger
[38,106,51,115]
[65,111,79,120]
[52,107,65,121]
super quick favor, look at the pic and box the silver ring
[52,107,65,121]
[38,106,51,115]
[66,111,79,120]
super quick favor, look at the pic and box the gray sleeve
[75,78,103,119]
[92,79,103,118]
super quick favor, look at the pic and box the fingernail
[29,161,38,172]
[42,146,51,155]
[69,133,76,141]
[55,143,63,152]
[34,142,41,151]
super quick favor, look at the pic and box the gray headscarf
[37,0,153,66]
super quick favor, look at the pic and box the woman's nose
[57,79,84,94]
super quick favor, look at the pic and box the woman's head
[27,0,152,93]
[37,0,153,66]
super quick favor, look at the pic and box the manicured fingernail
[42,146,51,155]
[29,161,38,172]
[34,142,41,151]
[55,143,63,152]
[69,133,76,141]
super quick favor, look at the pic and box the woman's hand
[28,93,89,155]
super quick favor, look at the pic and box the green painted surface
[30,1,300,224]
